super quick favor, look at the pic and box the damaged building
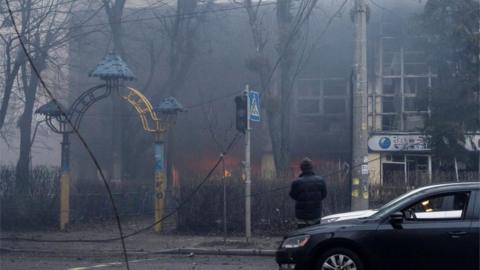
[65,0,479,193]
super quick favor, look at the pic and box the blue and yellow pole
[154,134,167,232]
[60,133,70,231]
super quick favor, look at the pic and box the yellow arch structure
[121,86,168,232]
[123,86,166,134]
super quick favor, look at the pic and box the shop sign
[369,134,480,152]
[368,135,430,152]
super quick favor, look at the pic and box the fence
[0,166,60,229]
[1,165,477,233]
[176,163,352,235]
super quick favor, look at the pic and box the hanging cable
[0,132,242,243]
[4,1,130,268]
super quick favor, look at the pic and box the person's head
[300,157,314,172]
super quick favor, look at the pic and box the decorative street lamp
[37,52,184,233]
[152,97,185,232]
[122,91,185,232]
[36,83,111,230]
[35,52,133,230]
[90,53,135,184]
[36,101,71,231]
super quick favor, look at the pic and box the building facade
[294,4,479,187]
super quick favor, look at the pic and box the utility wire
[1,2,277,36]
[222,154,380,203]
[368,0,407,19]
[1,142,439,243]
[68,89,243,118]
[0,148,391,243]
[1,0,427,245]
[0,0,80,14]
[0,132,242,243]
[4,1,130,269]
[1,0,170,14]
[257,0,343,97]
[185,90,243,109]
[237,143,435,200]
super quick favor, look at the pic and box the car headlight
[281,235,310,249]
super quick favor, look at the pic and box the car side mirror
[390,212,404,225]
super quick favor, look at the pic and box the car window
[403,192,470,221]
[372,187,430,217]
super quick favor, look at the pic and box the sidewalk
[0,220,282,257]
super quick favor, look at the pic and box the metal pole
[154,134,167,232]
[111,79,122,185]
[245,85,252,242]
[400,47,405,131]
[428,155,433,184]
[222,157,227,244]
[454,157,459,182]
[477,23,480,181]
[404,154,408,186]
[60,133,70,231]
[351,0,369,211]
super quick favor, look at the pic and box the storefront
[369,134,479,186]
[368,134,433,186]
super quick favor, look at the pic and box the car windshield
[371,187,429,217]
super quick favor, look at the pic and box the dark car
[276,182,480,270]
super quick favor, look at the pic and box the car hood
[284,210,379,237]
[321,209,377,223]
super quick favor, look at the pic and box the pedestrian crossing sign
[249,91,261,122]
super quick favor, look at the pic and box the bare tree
[154,0,214,97]
[156,0,214,208]
[114,0,213,189]
[101,0,127,184]
[0,0,78,196]
[0,28,25,130]
[103,0,126,56]
[242,0,317,175]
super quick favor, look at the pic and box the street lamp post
[36,101,72,230]
[37,53,183,232]
[35,53,134,230]
[120,87,186,232]
[152,97,185,232]
[90,53,135,185]
[153,132,166,233]
[59,132,70,228]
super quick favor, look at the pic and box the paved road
[0,253,277,270]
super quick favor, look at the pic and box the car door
[375,190,473,270]
[470,190,479,270]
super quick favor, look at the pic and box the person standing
[289,158,327,228]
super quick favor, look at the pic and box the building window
[404,97,417,112]
[383,78,400,94]
[296,78,347,116]
[405,77,428,95]
[382,96,396,113]
[378,22,435,131]
[324,98,346,114]
[382,115,398,130]
[297,82,321,97]
[297,99,320,114]
[324,79,347,96]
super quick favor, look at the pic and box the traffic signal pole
[244,85,252,243]
[234,86,254,242]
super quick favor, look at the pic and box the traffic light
[235,95,248,133]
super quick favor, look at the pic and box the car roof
[423,182,480,193]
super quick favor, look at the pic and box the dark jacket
[289,171,327,220]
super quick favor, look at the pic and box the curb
[153,248,276,257]
[0,247,276,257]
